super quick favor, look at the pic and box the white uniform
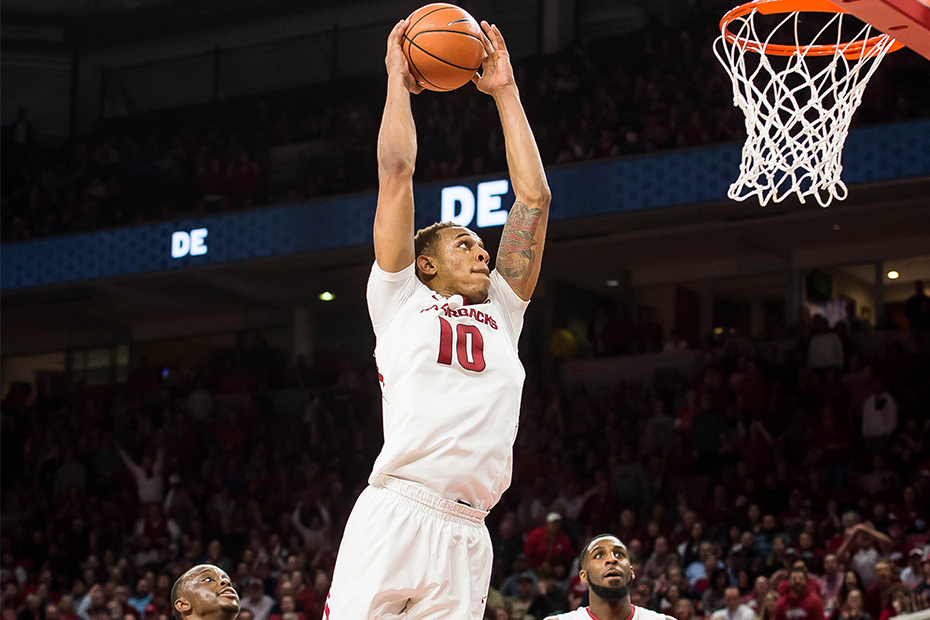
[546,605,668,620]
[326,261,528,620]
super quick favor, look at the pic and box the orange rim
[720,0,905,59]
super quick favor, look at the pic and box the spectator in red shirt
[737,420,776,480]
[578,470,622,537]
[889,486,927,534]
[774,567,825,620]
[876,584,916,620]
[777,489,808,533]
[735,360,771,420]
[669,509,697,549]
[615,509,644,547]
[863,561,897,619]
[301,571,327,620]
[524,512,574,571]
[885,521,913,570]
[703,484,734,530]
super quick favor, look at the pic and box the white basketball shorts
[324,474,493,620]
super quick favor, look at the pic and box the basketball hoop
[714,0,904,207]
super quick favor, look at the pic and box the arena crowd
[2,308,930,620]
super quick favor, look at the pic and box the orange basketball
[403,3,485,92]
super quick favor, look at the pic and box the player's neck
[428,282,481,305]
[191,610,238,620]
[589,597,633,620]
[432,285,466,301]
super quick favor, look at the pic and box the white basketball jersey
[546,605,668,620]
[366,261,528,511]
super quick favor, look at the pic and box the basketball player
[325,16,551,620]
[170,565,240,620]
[546,535,676,620]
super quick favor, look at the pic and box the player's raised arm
[373,20,424,272]
[474,21,551,301]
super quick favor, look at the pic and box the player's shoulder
[368,260,418,287]
[489,269,530,309]
[633,606,673,620]
[544,607,673,620]
[544,607,592,620]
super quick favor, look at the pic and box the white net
[714,4,898,207]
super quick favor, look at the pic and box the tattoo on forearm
[497,201,542,295]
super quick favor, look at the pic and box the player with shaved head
[546,535,677,620]
[171,565,240,620]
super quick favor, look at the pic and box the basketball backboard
[826,0,930,60]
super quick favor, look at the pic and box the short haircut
[789,565,807,578]
[170,575,184,620]
[413,222,458,279]
[581,534,626,567]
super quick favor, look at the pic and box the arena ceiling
[0,0,360,49]
[1,0,349,15]
[1,0,180,14]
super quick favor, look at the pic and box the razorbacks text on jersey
[546,605,669,620]
[366,261,529,511]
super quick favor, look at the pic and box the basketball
[403,3,485,92]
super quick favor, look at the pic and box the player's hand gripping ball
[402,3,485,92]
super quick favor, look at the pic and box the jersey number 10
[437,317,486,372]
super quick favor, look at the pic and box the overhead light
[606,279,620,287]
[319,291,335,301]
[713,327,724,335]
[887,271,899,280]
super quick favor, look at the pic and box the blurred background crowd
[4,1,930,620]
[2,5,929,242]
[2,306,929,620]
